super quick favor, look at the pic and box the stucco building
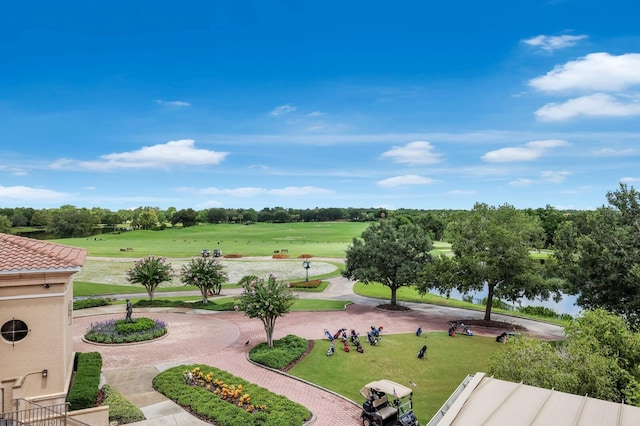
[0,233,107,425]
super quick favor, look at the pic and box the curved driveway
[73,275,564,425]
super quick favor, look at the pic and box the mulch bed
[449,319,527,331]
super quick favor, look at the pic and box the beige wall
[0,271,76,412]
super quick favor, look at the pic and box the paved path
[74,275,564,425]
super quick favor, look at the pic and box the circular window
[1,319,29,342]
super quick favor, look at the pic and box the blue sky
[1,1,639,211]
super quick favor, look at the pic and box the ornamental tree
[125,256,174,301]
[237,274,295,347]
[179,256,228,303]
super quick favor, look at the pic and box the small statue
[125,299,134,323]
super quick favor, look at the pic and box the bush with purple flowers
[84,317,167,344]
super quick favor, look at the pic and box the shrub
[249,335,309,369]
[135,299,237,311]
[517,305,563,319]
[101,384,145,424]
[67,352,102,411]
[73,298,110,310]
[154,364,310,426]
[288,279,322,289]
[114,317,156,334]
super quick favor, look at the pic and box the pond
[432,286,582,316]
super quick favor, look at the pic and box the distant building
[0,233,108,425]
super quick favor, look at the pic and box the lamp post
[302,260,311,282]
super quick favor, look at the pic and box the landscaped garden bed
[248,334,311,370]
[153,364,311,426]
[84,317,167,344]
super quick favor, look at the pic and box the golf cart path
[75,265,565,425]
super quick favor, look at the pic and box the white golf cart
[360,380,419,426]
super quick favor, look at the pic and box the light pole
[302,260,311,282]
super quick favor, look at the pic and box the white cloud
[181,185,334,197]
[270,104,297,116]
[50,139,228,171]
[535,93,640,121]
[377,175,434,188]
[620,177,640,184]
[0,185,69,201]
[591,147,636,157]
[305,111,327,117]
[509,178,536,186]
[529,52,640,93]
[269,186,334,196]
[541,170,571,183]
[509,171,570,186]
[381,141,444,164]
[449,189,476,195]
[482,139,569,162]
[523,34,587,52]
[154,99,191,107]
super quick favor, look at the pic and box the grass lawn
[51,222,371,258]
[288,332,502,424]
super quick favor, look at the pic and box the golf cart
[360,380,419,426]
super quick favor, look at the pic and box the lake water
[432,287,582,317]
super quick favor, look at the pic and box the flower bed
[154,364,311,426]
[183,367,267,413]
[271,253,289,259]
[223,253,243,258]
[84,318,167,344]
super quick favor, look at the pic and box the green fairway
[51,222,371,258]
[288,333,502,424]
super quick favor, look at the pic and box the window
[1,319,29,343]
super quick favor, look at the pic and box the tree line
[343,183,640,326]
[1,203,575,246]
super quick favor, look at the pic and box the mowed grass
[51,222,371,258]
[288,332,501,424]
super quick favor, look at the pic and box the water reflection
[431,288,582,317]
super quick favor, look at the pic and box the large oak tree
[342,217,433,307]
[418,203,559,321]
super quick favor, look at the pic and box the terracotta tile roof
[0,233,87,273]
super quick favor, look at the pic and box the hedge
[73,298,110,310]
[102,384,146,424]
[67,352,102,411]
